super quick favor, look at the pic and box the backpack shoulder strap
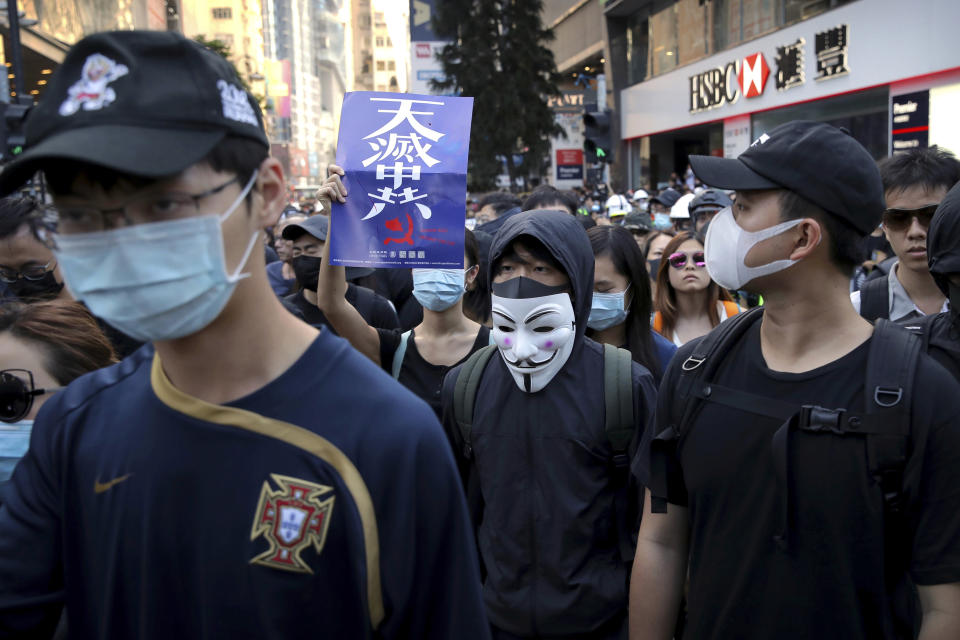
[859,275,890,322]
[391,330,411,379]
[603,343,634,456]
[864,320,921,513]
[649,307,764,513]
[452,344,498,459]
[671,306,764,433]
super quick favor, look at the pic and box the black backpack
[859,274,890,321]
[648,307,923,637]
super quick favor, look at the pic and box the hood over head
[488,209,594,343]
[928,181,960,298]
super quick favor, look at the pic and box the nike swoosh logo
[94,473,132,494]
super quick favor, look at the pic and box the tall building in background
[181,0,265,90]
[261,0,350,187]
[353,0,407,93]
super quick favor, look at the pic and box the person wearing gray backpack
[440,209,657,639]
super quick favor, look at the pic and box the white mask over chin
[491,277,576,393]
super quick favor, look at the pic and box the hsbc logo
[415,43,431,58]
[738,53,769,98]
[688,52,772,113]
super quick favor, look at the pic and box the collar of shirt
[887,260,950,322]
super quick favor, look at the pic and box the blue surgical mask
[653,213,673,230]
[412,268,466,312]
[588,288,630,331]
[0,420,32,482]
[53,171,259,342]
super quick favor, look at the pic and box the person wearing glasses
[652,231,740,346]
[851,146,960,323]
[0,301,116,482]
[0,31,488,639]
[0,196,65,303]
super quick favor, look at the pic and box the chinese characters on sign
[775,38,805,91]
[814,25,850,81]
[331,92,473,268]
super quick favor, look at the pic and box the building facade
[542,0,612,189]
[353,0,407,93]
[181,0,265,87]
[607,0,960,190]
[260,0,350,188]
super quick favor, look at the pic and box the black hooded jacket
[922,182,960,380]
[441,210,657,636]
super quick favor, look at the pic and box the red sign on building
[738,53,770,99]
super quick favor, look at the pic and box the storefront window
[644,0,856,83]
[625,14,648,87]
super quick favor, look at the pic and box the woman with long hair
[586,226,677,383]
[653,231,741,346]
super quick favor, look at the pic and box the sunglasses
[881,204,939,232]
[667,251,706,269]
[0,370,60,423]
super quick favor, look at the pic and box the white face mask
[491,277,576,394]
[704,206,805,291]
[53,170,260,342]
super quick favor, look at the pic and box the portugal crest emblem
[249,474,335,574]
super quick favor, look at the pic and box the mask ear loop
[220,169,261,283]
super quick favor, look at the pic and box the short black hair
[477,192,521,217]
[778,189,864,275]
[522,185,578,215]
[879,145,960,197]
[492,234,567,281]
[0,196,45,242]
[44,135,268,198]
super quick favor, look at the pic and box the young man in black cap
[280,215,399,331]
[0,31,488,639]
[852,146,960,323]
[630,121,960,639]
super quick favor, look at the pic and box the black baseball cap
[689,188,732,214]
[0,30,269,195]
[688,121,883,235]
[650,188,681,208]
[282,216,375,280]
[622,212,653,232]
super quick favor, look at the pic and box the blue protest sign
[330,91,473,268]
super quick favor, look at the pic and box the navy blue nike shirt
[0,329,489,639]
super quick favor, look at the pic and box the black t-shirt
[634,321,960,639]
[378,326,490,418]
[283,284,400,332]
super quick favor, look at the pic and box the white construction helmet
[670,193,695,219]
[605,194,632,217]
[632,189,649,201]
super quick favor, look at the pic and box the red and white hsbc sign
[689,52,770,114]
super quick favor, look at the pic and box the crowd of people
[0,29,957,640]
